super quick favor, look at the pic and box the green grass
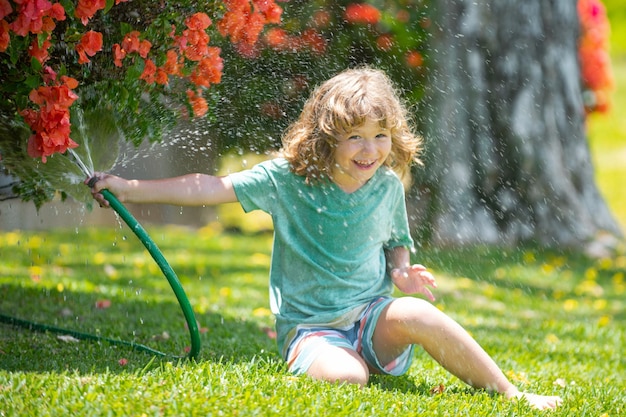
[587,0,626,231]
[1,227,624,416]
[588,55,626,232]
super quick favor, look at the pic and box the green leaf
[24,75,42,89]
[30,57,43,72]
[104,0,115,14]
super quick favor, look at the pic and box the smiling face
[330,118,392,193]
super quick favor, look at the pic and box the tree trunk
[411,0,622,249]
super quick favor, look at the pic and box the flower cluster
[344,3,381,25]
[577,0,613,113]
[218,0,282,46]
[342,3,426,70]
[1,0,283,162]
[19,73,79,162]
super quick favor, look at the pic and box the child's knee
[307,348,370,386]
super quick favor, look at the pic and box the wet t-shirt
[229,158,413,354]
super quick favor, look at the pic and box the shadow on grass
[0,284,279,374]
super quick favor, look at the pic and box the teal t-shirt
[229,158,414,353]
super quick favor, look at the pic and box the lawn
[1,3,626,415]
[1,225,624,416]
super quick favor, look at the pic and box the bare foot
[509,391,563,410]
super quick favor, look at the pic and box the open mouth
[353,159,377,169]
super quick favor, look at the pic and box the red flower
[139,58,156,84]
[577,0,613,113]
[155,68,168,85]
[405,50,423,68]
[75,0,105,25]
[185,12,211,30]
[344,3,381,25]
[0,19,10,52]
[300,29,326,55]
[376,34,394,51]
[76,30,102,64]
[112,43,126,67]
[218,0,282,45]
[28,36,51,64]
[161,49,181,75]
[0,0,12,20]
[186,89,208,117]
[189,47,223,87]
[265,27,288,50]
[121,31,140,54]
[21,77,79,162]
[10,0,57,36]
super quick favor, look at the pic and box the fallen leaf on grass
[118,358,128,366]
[57,335,80,343]
[95,299,112,309]
[262,326,277,340]
[429,384,445,395]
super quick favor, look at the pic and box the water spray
[0,149,201,360]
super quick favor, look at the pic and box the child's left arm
[386,246,437,301]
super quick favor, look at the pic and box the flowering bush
[0,0,282,206]
[207,1,431,155]
[578,0,614,113]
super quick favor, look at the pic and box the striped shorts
[285,297,414,376]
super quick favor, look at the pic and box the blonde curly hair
[281,67,422,183]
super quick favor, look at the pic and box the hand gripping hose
[0,181,201,361]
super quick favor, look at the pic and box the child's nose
[362,139,376,153]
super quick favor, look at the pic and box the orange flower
[405,50,423,68]
[311,10,330,28]
[186,89,208,117]
[76,30,102,64]
[185,12,211,30]
[0,20,8,52]
[300,29,326,55]
[121,31,141,54]
[22,81,79,162]
[344,3,381,25]
[138,39,151,58]
[376,34,394,51]
[265,27,288,50]
[578,0,613,113]
[189,47,223,87]
[155,68,168,85]
[139,58,156,84]
[28,36,52,64]
[182,28,210,61]
[0,0,12,20]
[218,0,282,45]
[75,0,106,25]
[112,43,126,67]
[10,0,64,36]
[254,0,282,24]
[161,49,181,75]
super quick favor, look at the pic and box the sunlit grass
[588,53,626,232]
[1,227,625,416]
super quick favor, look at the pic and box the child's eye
[376,133,389,140]
[348,135,362,141]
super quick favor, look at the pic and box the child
[88,68,562,410]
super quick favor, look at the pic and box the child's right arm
[87,173,238,207]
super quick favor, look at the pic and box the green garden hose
[0,185,201,361]
[98,188,201,360]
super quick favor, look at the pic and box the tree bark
[412,0,622,248]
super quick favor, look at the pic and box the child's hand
[391,264,437,301]
[85,173,127,207]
